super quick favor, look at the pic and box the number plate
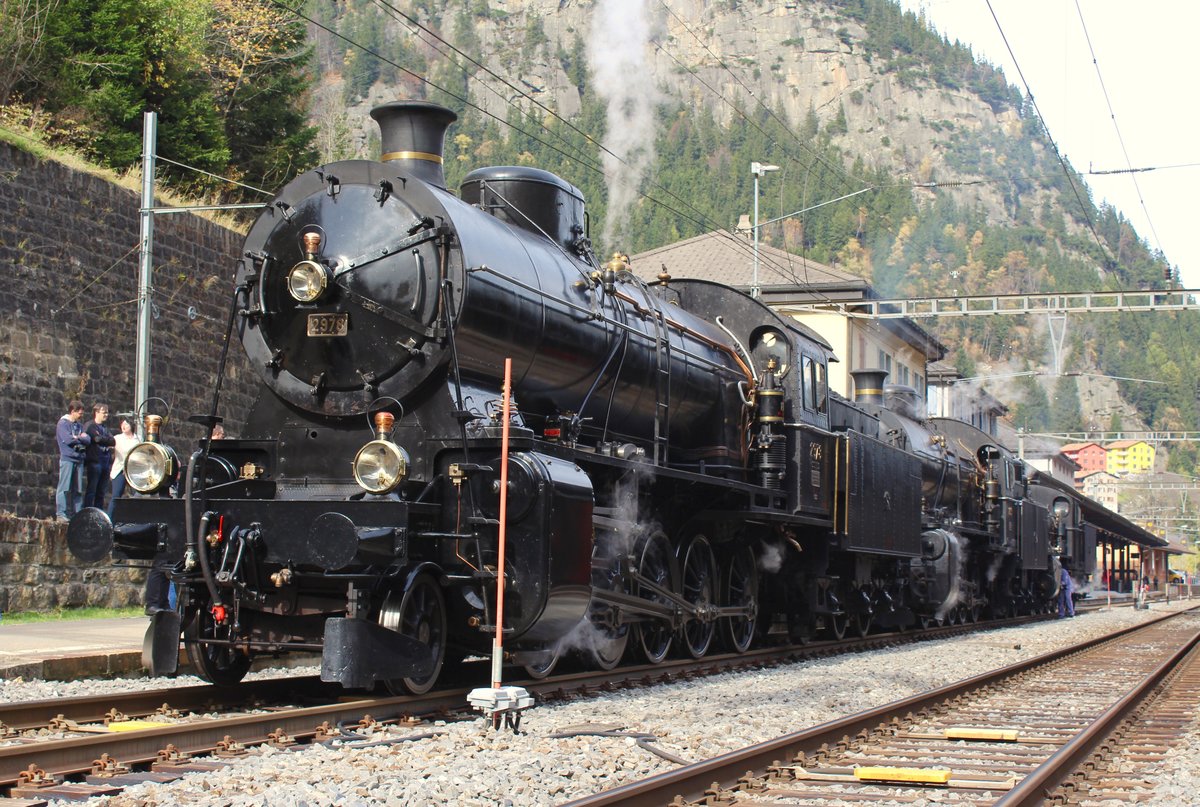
[306,313,348,336]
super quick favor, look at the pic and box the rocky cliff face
[318,0,1049,229]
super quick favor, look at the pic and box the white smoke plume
[588,0,661,246]
[758,542,785,574]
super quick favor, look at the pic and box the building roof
[633,229,865,291]
[1075,470,1119,482]
[1106,439,1149,450]
[631,230,946,361]
[925,360,970,383]
[1061,442,1102,453]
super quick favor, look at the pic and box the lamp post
[750,161,779,298]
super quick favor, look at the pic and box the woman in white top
[107,418,140,517]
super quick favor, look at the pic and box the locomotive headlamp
[286,259,329,303]
[126,415,177,494]
[352,412,409,494]
[287,231,329,303]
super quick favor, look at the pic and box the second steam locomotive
[70,101,1100,691]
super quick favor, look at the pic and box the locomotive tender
[69,101,1095,691]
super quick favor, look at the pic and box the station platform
[0,617,149,681]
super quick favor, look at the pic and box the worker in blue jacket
[1058,565,1075,618]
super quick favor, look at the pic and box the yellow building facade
[1105,440,1155,475]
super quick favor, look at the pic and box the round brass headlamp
[287,259,329,303]
[352,440,409,495]
[125,442,176,493]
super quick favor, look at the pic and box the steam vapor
[588,0,661,247]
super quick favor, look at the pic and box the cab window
[814,360,827,413]
[802,356,815,410]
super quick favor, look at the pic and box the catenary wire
[154,155,275,197]
[1071,0,1165,259]
[275,0,845,299]
[360,0,841,294]
[984,0,1115,266]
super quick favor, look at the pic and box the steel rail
[995,624,1200,805]
[0,686,475,787]
[1,605,1114,735]
[0,611,1065,789]
[0,676,333,732]
[560,607,1195,807]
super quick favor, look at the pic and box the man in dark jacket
[83,403,115,510]
[55,400,90,520]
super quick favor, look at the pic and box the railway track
[0,611,1069,798]
[561,607,1200,806]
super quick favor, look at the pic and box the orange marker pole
[491,358,513,725]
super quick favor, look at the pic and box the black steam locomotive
[69,101,1097,691]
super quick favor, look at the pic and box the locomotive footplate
[85,498,436,570]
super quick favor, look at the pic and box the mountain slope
[307,0,1194,470]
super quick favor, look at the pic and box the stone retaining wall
[0,142,261,612]
[0,514,144,613]
[0,142,259,521]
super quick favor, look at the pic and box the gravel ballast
[12,600,1197,806]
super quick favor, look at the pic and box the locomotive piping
[184,280,246,614]
[612,288,755,384]
[714,316,758,381]
[439,274,485,572]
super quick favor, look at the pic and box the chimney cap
[369,100,458,188]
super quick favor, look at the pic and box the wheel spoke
[634,532,675,664]
[186,607,251,686]
[680,535,716,658]
[722,546,758,654]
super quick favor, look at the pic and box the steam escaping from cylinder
[759,542,785,574]
[588,0,661,245]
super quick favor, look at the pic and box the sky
[897,0,1200,288]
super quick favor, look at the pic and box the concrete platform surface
[0,617,149,680]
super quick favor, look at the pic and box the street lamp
[750,161,779,298]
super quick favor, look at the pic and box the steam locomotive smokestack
[369,100,458,189]
[851,369,889,405]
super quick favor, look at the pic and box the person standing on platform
[107,417,139,517]
[54,400,90,521]
[1058,565,1075,618]
[83,403,115,510]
